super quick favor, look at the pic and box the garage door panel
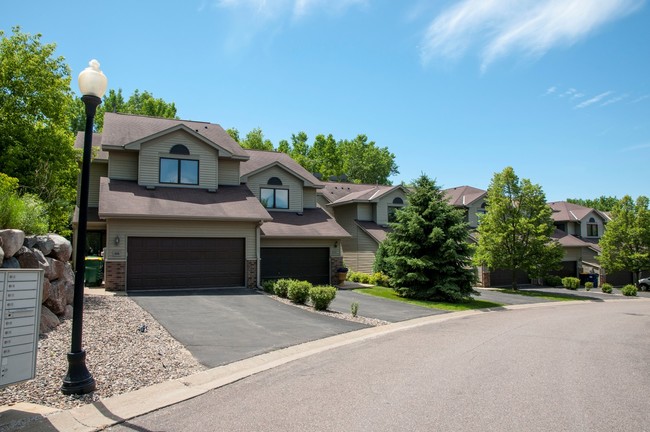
[127,237,244,290]
[261,247,329,285]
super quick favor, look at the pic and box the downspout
[257,221,262,288]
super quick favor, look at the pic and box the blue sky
[3,0,649,201]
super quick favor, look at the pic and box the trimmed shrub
[544,275,562,287]
[310,285,337,311]
[621,284,637,296]
[562,277,580,290]
[351,302,359,317]
[288,280,312,304]
[601,283,613,294]
[274,279,292,298]
[261,280,275,293]
[584,282,593,291]
[371,272,391,287]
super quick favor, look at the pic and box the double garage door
[261,247,330,285]
[127,237,244,291]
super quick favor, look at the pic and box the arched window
[392,197,404,205]
[588,217,596,223]
[170,144,190,155]
[268,177,283,185]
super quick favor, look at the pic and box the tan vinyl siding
[303,188,317,209]
[357,203,373,221]
[247,166,303,211]
[342,229,378,273]
[218,159,241,186]
[138,131,218,189]
[104,220,257,262]
[89,163,108,207]
[108,151,138,181]
[376,189,406,226]
[261,238,340,257]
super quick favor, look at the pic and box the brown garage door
[489,268,530,287]
[261,248,330,285]
[127,237,245,290]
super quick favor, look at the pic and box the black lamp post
[61,60,107,395]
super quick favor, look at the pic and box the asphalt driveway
[129,288,368,368]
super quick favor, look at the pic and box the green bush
[0,174,48,234]
[274,279,293,298]
[370,272,391,287]
[584,282,593,291]
[309,285,337,311]
[544,275,563,287]
[562,277,580,290]
[351,302,359,317]
[288,280,312,304]
[621,284,637,296]
[601,283,613,294]
[261,280,275,293]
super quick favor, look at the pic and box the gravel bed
[0,294,205,411]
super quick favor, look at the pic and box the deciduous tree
[474,167,563,289]
[567,196,619,212]
[598,195,650,283]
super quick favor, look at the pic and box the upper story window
[587,217,598,237]
[261,188,289,209]
[160,144,199,185]
[392,197,404,205]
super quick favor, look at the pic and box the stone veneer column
[246,260,257,288]
[104,261,126,291]
[330,256,344,286]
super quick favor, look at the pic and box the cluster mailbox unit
[0,269,43,388]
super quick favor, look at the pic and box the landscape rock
[62,262,75,285]
[46,257,66,281]
[17,247,50,276]
[63,279,74,306]
[39,306,61,334]
[44,279,67,315]
[0,244,3,263]
[63,305,74,320]
[42,278,51,302]
[34,235,55,256]
[1,257,20,269]
[0,229,25,258]
[48,234,72,262]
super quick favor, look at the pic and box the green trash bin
[84,256,104,287]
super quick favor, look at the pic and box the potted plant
[336,267,349,285]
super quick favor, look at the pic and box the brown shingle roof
[74,133,108,161]
[240,150,324,187]
[442,185,486,207]
[98,178,271,221]
[320,182,406,206]
[100,113,247,159]
[260,208,350,239]
[547,201,608,222]
[551,229,601,252]
[355,221,389,243]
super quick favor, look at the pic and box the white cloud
[574,91,613,109]
[214,0,367,19]
[601,93,628,106]
[420,0,644,70]
[630,94,650,103]
[544,86,557,95]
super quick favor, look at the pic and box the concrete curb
[8,297,650,431]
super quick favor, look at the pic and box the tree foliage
[598,195,650,283]
[474,167,563,289]
[70,88,178,132]
[0,173,49,234]
[374,174,477,302]
[567,196,619,212]
[240,127,274,151]
[0,27,78,235]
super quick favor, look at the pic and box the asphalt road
[109,299,650,432]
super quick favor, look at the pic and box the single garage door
[261,247,330,285]
[489,268,530,287]
[127,237,245,290]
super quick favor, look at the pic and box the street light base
[61,350,96,395]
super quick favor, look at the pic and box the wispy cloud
[630,94,650,104]
[544,86,557,95]
[601,93,628,106]
[574,91,614,109]
[420,0,644,71]
[214,0,367,19]
[621,143,650,152]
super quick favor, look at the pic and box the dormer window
[587,217,598,237]
[388,196,405,222]
[160,145,199,185]
[261,188,289,209]
[392,197,404,205]
[268,177,283,185]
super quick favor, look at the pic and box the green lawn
[354,286,504,311]
[496,289,592,302]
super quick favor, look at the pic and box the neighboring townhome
[442,185,487,229]
[317,182,408,273]
[73,113,349,291]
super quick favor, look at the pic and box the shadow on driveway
[129,288,368,368]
